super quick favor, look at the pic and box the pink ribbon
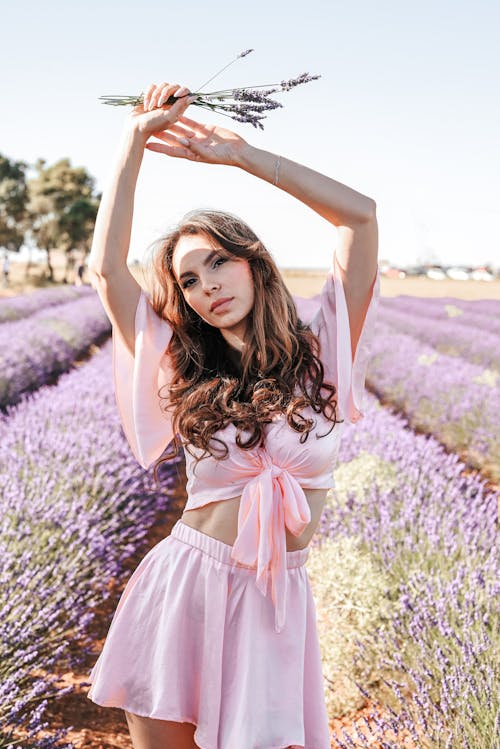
[230,456,311,633]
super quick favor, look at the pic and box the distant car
[426,268,447,280]
[384,268,407,279]
[405,266,426,277]
[446,267,471,280]
[470,268,494,281]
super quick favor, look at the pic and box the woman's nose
[202,277,220,292]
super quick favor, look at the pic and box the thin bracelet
[273,155,281,186]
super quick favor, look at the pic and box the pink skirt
[87,519,331,749]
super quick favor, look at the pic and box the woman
[86,81,380,749]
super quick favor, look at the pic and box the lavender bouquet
[99,49,321,129]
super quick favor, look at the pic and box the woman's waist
[180,488,329,551]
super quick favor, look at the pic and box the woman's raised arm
[134,106,378,359]
[233,144,377,276]
[146,114,377,285]
[233,145,378,362]
[88,83,194,354]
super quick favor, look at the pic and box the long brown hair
[145,209,341,481]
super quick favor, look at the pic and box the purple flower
[100,51,321,129]
[1,338,183,742]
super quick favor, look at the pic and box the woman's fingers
[170,95,193,121]
[149,130,186,146]
[155,82,176,108]
[153,132,198,154]
[158,83,190,109]
[142,83,157,111]
[145,140,197,160]
[145,141,182,157]
[149,82,178,111]
[177,114,209,132]
[147,127,195,151]
[143,82,192,112]
[129,82,197,142]
[156,122,195,139]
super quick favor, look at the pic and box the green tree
[59,196,101,282]
[0,154,29,255]
[27,158,99,281]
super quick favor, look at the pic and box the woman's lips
[211,297,233,313]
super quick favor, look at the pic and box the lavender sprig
[99,49,321,130]
[195,48,254,92]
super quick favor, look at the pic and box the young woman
[86,81,380,749]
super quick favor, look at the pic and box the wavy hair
[145,209,341,483]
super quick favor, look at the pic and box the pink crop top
[112,249,380,632]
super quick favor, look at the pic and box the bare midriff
[180,488,329,551]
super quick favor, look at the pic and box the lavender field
[0,289,111,409]
[1,340,181,748]
[367,297,500,482]
[1,285,498,748]
[308,393,499,747]
[0,286,95,323]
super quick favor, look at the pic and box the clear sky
[2,0,499,269]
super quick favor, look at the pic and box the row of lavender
[367,297,500,481]
[0,290,111,409]
[377,301,500,371]
[380,295,500,329]
[2,286,498,746]
[307,393,499,747]
[0,340,181,749]
[0,285,95,323]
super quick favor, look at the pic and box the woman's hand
[125,82,195,143]
[144,114,250,167]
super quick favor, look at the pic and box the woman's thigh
[124,711,199,749]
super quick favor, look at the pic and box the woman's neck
[225,344,243,373]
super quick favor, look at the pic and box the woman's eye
[182,258,227,289]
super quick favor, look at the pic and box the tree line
[0,152,101,282]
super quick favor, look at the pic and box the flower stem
[195,49,253,92]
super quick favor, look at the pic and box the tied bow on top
[230,455,311,633]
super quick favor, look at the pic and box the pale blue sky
[2,0,499,268]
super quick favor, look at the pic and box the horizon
[6,248,498,275]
